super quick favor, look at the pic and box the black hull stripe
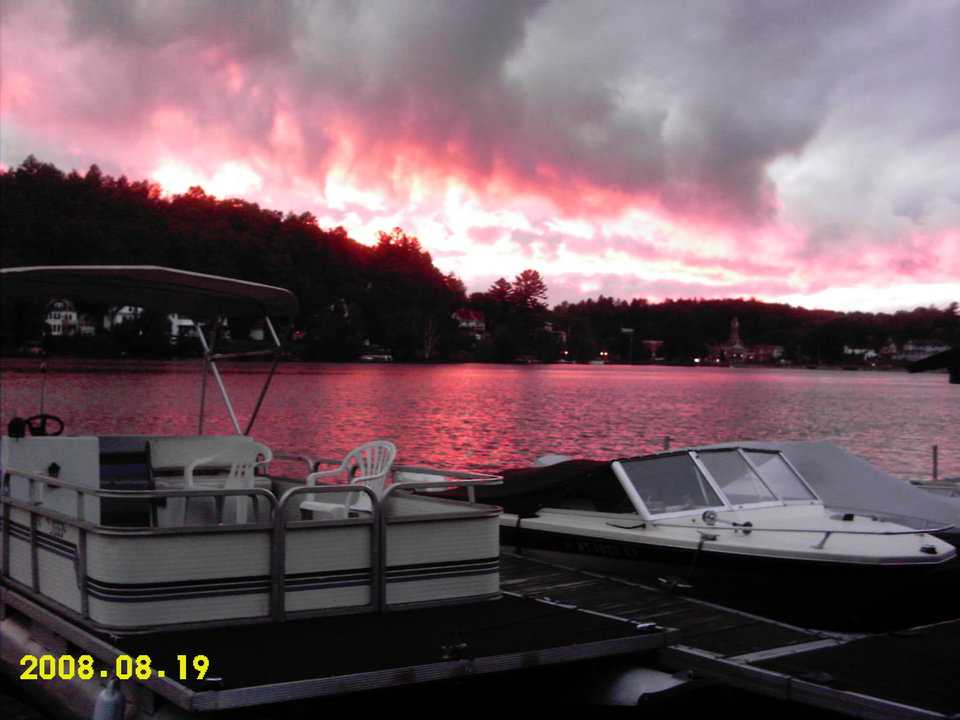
[386,558,499,583]
[3,518,497,603]
[87,583,271,602]
[85,571,373,602]
[87,578,272,600]
[88,567,372,593]
[2,519,78,562]
[86,562,498,602]
[388,557,499,573]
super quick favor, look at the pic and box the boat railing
[829,503,960,530]
[388,464,503,503]
[2,466,280,626]
[272,452,338,473]
[271,468,501,616]
[270,483,382,619]
[642,518,955,548]
[1,463,502,631]
[1,466,280,527]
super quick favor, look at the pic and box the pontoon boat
[0,266,666,717]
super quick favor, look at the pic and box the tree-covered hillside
[1,157,466,360]
[2,157,956,364]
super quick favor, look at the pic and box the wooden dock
[501,551,960,718]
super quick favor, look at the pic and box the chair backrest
[221,441,272,523]
[222,441,273,485]
[148,435,271,488]
[344,440,396,497]
[148,436,254,475]
[148,436,272,524]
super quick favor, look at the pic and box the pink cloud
[1,1,957,312]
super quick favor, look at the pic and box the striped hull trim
[2,517,499,604]
[86,559,499,602]
[2,518,78,562]
[386,557,499,584]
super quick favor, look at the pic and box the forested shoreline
[1,157,956,364]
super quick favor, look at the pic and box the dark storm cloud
[6,0,957,226]
[2,0,957,309]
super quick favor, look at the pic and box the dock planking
[500,551,819,657]
[501,551,959,718]
[754,620,960,717]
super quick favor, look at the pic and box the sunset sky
[1,0,958,312]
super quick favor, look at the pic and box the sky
[1,0,958,313]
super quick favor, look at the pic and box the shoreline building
[707,318,784,365]
[453,309,486,344]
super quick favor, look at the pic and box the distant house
[901,340,952,363]
[750,344,786,363]
[843,345,879,364]
[642,339,664,361]
[103,305,142,330]
[358,340,393,362]
[44,299,77,336]
[248,319,266,342]
[453,309,486,343]
[542,321,567,345]
[878,337,899,360]
[169,314,198,342]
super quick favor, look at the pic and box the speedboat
[1,266,666,717]
[447,446,957,628]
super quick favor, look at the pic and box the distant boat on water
[358,344,393,362]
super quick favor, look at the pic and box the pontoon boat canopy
[1,265,299,434]
[0,265,298,318]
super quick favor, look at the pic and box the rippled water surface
[2,361,957,478]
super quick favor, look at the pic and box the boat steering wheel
[25,414,64,437]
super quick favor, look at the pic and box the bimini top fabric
[0,265,298,318]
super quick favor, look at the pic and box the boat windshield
[617,448,817,517]
[697,450,777,505]
[617,453,723,515]
[743,450,817,501]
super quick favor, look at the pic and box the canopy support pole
[196,316,244,435]
[243,316,287,436]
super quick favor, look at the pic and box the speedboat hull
[501,527,960,631]
[461,450,958,630]
[499,510,959,632]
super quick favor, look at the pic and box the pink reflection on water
[1,362,956,478]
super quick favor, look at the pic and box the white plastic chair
[204,441,272,523]
[300,440,397,520]
[149,436,272,524]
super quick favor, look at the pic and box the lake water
[1,360,957,479]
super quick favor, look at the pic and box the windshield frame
[612,447,820,520]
